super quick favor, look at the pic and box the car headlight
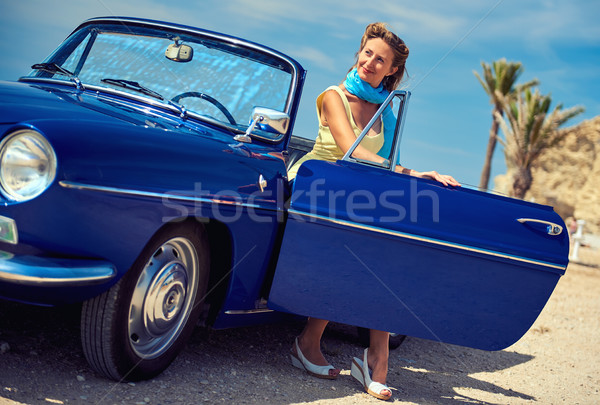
[0,129,57,201]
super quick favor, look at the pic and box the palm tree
[494,88,585,199]
[474,58,539,191]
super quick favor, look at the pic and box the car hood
[0,79,287,203]
[0,80,228,139]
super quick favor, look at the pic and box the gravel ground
[0,246,598,405]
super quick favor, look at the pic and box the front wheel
[81,223,209,381]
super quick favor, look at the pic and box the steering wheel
[171,91,236,125]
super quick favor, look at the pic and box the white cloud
[375,4,467,40]
[288,46,337,72]
[224,0,341,29]
[223,0,469,41]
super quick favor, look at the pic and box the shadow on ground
[0,300,534,404]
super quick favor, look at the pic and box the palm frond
[495,87,585,181]
[473,70,492,98]
[513,78,540,94]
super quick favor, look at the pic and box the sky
[1,0,598,188]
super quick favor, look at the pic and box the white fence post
[569,219,585,261]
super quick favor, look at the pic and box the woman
[288,23,459,400]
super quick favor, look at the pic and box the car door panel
[269,159,568,350]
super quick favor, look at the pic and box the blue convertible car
[0,17,568,381]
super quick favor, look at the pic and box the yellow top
[287,86,384,180]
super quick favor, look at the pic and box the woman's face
[356,38,398,88]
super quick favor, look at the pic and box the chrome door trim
[59,181,281,213]
[289,209,567,272]
[342,90,410,171]
[223,308,274,315]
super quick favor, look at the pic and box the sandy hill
[494,115,600,235]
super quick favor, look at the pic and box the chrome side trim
[289,209,567,272]
[59,181,281,212]
[224,308,274,315]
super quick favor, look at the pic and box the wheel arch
[81,216,214,381]
[155,217,234,327]
[202,218,234,326]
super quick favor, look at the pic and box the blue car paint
[287,160,568,267]
[268,159,567,350]
[0,80,290,313]
[0,17,569,351]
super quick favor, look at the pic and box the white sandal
[351,348,392,400]
[290,337,338,379]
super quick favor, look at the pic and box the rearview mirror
[165,42,193,62]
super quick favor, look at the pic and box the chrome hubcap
[128,237,198,359]
[144,263,187,336]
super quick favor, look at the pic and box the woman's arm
[322,89,385,163]
[322,90,460,187]
[409,170,461,187]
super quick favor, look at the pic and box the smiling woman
[285,22,460,401]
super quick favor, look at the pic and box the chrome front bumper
[0,252,116,286]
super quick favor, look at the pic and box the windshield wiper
[31,62,84,90]
[101,78,188,119]
[101,78,164,100]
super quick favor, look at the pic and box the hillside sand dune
[495,115,600,235]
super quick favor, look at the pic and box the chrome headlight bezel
[0,129,57,202]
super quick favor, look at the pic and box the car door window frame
[341,90,411,172]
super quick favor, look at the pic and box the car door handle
[517,218,563,236]
[258,174,267,192]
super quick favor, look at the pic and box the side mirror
[234,107,290,143]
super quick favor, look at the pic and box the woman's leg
[291,317,340,379]
[295,317,332,366]
[368,329,390,391]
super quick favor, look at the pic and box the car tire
[356,327,406,350]
[81,223,209,381]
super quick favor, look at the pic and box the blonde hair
[355,22,409,92]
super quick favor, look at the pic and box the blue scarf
[343,68,396,160]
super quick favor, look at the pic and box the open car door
[269,91,569,351]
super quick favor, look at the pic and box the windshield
[24,22,297,141]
